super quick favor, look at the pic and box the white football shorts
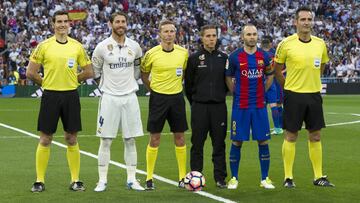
[96,92,144,138]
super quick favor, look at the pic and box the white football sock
[98,138,113,183]
[124,137,137,183]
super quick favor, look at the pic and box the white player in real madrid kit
[92,11,145,192]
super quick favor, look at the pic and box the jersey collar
[110,35,129,48]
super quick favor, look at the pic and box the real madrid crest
[107,44,113,55]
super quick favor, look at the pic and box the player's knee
[285,136,297,142]
[149,134,161,147]
[124,137,135,146]
[232,141,242,147]
[174,133,185,146]
[309,130,321,142]
[39,135,52,146]
[100,138,113,148]
[284,130,298,142]
[308,131,321,142]
[258,140,268,145]
[64,133,77,145]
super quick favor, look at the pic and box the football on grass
[184,171,205,191]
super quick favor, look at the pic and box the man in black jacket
[185,24,228,188]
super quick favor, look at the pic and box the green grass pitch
[0,95,359,203]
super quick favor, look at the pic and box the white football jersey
[92,36,142,95]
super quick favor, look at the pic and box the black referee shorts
[283,90,325,132]
[37,90,82,134]
[147,91,188,133]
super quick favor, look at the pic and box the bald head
[241,24,257,37]
[242,24,258,48]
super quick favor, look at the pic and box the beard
[113,27,127,37]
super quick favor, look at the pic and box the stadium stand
[0,0,359,87]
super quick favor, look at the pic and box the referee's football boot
[178,178,185,188]
[128,180,145,191]
[283,178,296,188]
[313,176,335,187]
[70,181,85,191]
[145,179,155,190]
[31,182,45,192]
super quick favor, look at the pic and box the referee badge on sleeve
[68,58,75,68]
[176,67,183,77]
[314,58,321,69]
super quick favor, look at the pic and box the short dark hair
[158,20,176,31]
[52,11,69,23]
[200,25,217,36]
[261,35,272,44]
[295,6,313,19]
[110,11,128,23]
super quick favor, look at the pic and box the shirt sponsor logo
[198,60,207,68]
[241,69,264,79]
[109,57,133,69]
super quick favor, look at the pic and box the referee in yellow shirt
[274,6,334,188]
[26,11,94,192]
[141,20,188,190]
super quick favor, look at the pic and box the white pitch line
[1,117,359,140]
[0,122,237,203]
[326,120,360,127]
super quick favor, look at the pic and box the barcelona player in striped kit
[225,24,275,189]
[262,36,284,135]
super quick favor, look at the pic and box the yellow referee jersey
[141,44,188,94]
[30,36,91,91]
[274,34,329,93]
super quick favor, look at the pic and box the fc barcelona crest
[257,59,264,66]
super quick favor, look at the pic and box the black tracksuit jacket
[185,48,228,104]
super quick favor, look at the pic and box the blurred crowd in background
[0,0,359,87]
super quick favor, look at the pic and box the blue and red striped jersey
[265,47,275,59]
[226,47,271,109]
